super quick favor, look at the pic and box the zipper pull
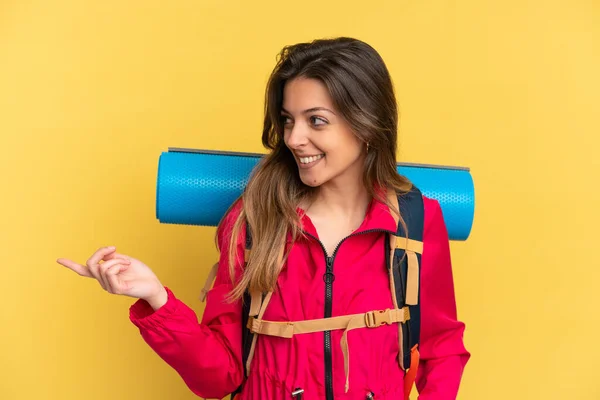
[366,391,375,399]
[323,256,335,284]
[292,388,304,399]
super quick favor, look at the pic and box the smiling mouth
[298,154,325,164]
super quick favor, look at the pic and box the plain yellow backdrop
[1,1,598,399]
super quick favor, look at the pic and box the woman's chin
[299,173,324,188]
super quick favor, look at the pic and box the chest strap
[248,307,410,338]
[247,297,411,393]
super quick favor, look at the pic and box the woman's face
[282,77,366,188]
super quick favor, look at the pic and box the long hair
[218,37,412,301]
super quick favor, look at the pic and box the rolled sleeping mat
[156,148,475,241]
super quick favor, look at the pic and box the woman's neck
[302,179,371,223]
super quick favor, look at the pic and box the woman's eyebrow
[281,107,336,115]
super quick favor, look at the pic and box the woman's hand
[57,246,168,310]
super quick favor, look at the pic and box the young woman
[57,37,469,400]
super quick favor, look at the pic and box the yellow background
[1,1,598,399]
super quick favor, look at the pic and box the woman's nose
[286,123,310,149]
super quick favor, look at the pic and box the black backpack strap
[231,221,253,399]
[385,186,425,370]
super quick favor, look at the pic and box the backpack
[203,186,424,400]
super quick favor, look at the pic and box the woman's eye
[310,116,327,126]
[282,116,293,125]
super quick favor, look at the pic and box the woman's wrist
[144,285,168,311]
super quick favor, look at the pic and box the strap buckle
[365,309,393,328]
[247,316,259,332]
[402,306,411,322]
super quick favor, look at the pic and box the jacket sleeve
[416,197,470,399]
[129,201,246,399]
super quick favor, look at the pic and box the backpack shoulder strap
[231,221,253,398]
[386,185,424,400]
[399,185,424,352]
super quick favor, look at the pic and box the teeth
[299,154,324,164]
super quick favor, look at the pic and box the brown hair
[218,37,412,300]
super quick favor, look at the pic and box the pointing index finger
[56,258,93,278]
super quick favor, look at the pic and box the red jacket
[130,194,470,399]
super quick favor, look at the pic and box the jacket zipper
[302,228,395,400]
[324,255,334,399]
